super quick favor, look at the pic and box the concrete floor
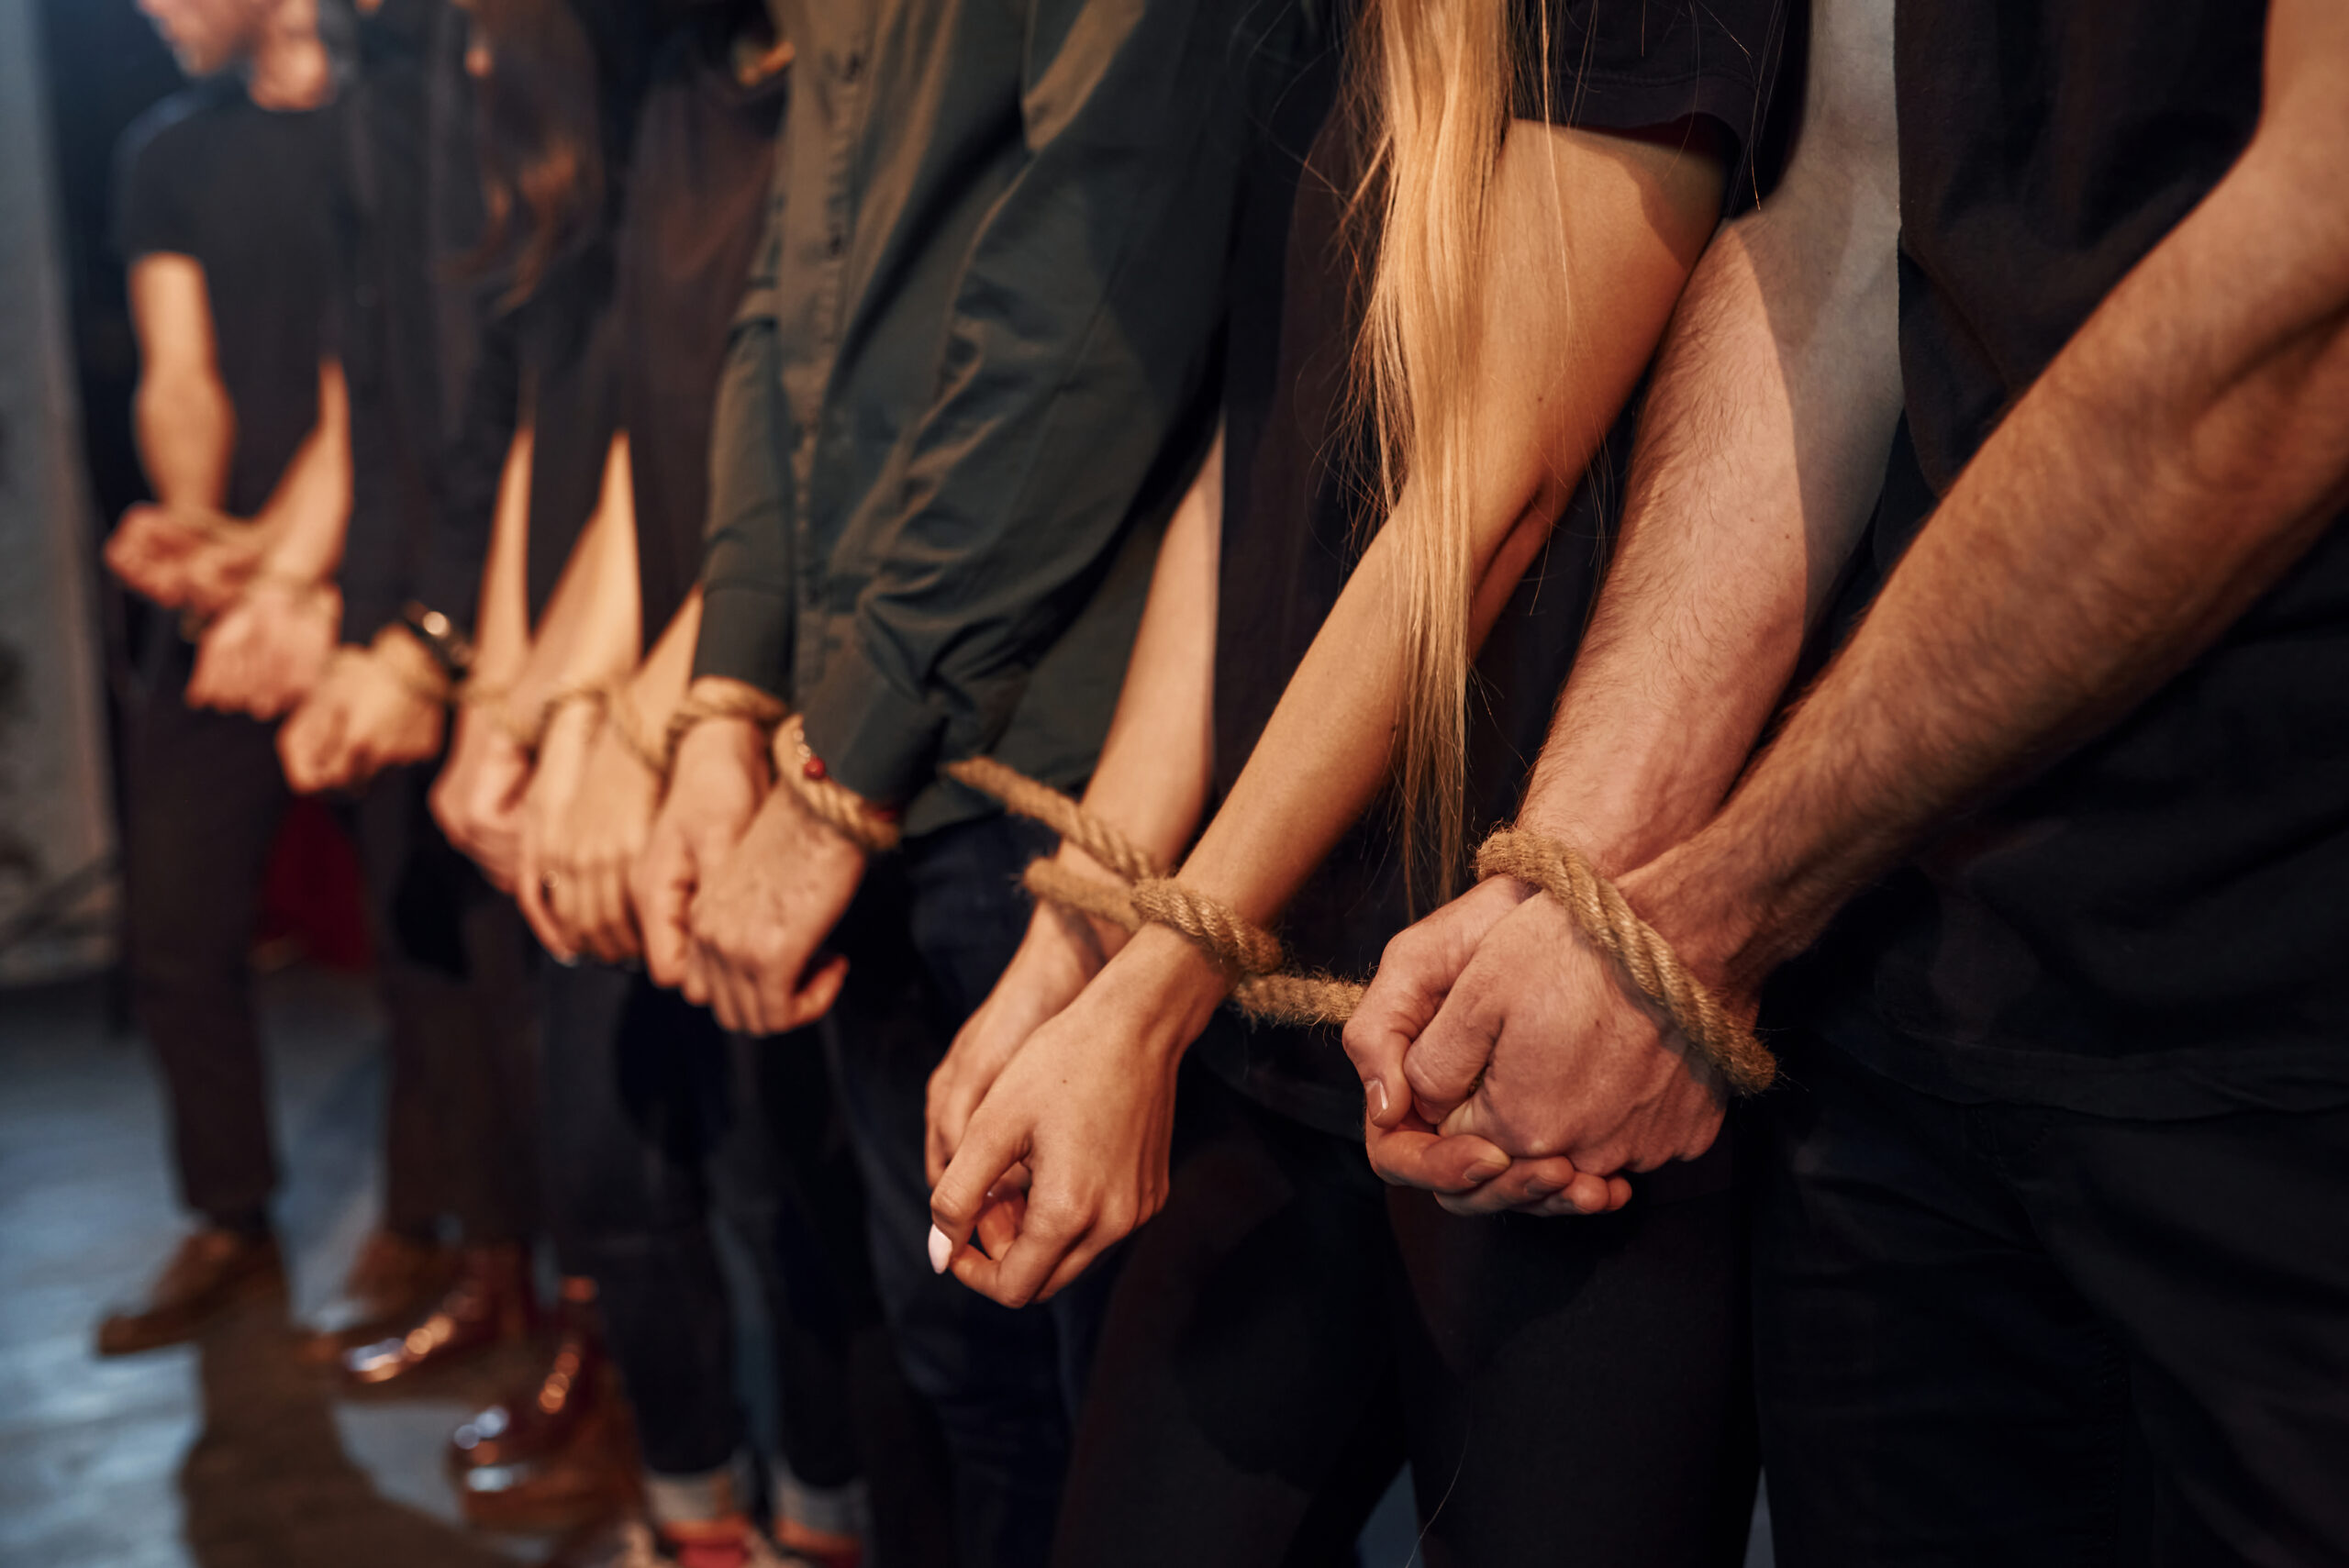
[0,966,1771,1568]
[0,968,539,1568]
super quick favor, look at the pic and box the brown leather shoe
[96,1229,285,1356]
[297,1229,459,1365]
[340,1240,537,1387]
[456,1397,637,1536]
[449,1275,610,1471]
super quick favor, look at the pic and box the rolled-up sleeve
[793,0,1264,805]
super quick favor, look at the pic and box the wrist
[1617,830,1783,1002]
[1096,924,1229,1065]
[371,624,452,706]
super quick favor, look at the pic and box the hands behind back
[929,924,1218,1309]
[926,896,1115,1185]
[535,714,662,964]
[279,641,445,795]
[1343,866,1731,1218]
[185,577,340,719]
[431,701,532,893]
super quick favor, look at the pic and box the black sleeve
[1513,0,1801,207]
[115,107,202,265]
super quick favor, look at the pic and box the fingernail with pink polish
[928,1223,952,1274]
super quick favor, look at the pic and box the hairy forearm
[1649,83,2349,987]
[1519,0,1901,876]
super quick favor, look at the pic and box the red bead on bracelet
[802,755,828,781]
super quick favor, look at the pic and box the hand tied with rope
[939,756,1777,1095]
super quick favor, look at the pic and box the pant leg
[2014,1095,2349,1566]
[710,1030,866,1493]
[1051,1065,1407,1568]
[121,637,290,1226]
[818,813,1096,1568]
[1386,1128,1754,1568]
[1753,1036,2139,1567]
[540,962,741,1476]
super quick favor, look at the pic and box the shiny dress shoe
[450,1275,610,1471]
[297,1229,457,1365]
[96,1229,285,1356]
[341,1240,537,1387]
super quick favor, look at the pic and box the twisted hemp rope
[943,760,1773,1092]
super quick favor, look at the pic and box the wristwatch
[397,601,475,684]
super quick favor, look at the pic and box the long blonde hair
[1353,0,1537,897]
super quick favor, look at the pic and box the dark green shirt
[696,0,1297,834]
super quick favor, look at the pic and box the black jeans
[122,634,536,1238]
[1753,1034,2349,1567]
[817,813,1121,1568]
[539,962,868,1491]
[1052,1064,1757,1568]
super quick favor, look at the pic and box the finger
[929,1113,1030,1261]
[1401,986,1502,1127]
[971,1189,1025,1259]
[516,846,571,960]
[635,847,695,988]
[1433,1154,1585,1217]
[1343,942,1453,1133]
[947,1199,1083,1310]
[1032,1224,1121,1306]
[1363,1117,1512,1195]
[773,952,850,1033]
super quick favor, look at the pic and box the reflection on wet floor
[0,969,543,1568]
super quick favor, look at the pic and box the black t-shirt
[618,18,786,632]
[1787,0,2349,1119]
[337,0,456,642]
[1197,0,1795,1139]
[116,79,342,519]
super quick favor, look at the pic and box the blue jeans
[817,813,1121,1568]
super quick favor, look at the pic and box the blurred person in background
[412,4,908,1562]
[95,0,531,1365]
[629,3,1306,1562]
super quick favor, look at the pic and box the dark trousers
[1753,1034,2349,1567]
[1052,1064,1757,1568]
[818,813,1121,1568]
[539,962,868,1490]
[121,634,536,1238]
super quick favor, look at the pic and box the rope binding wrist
[941,758,1777,1093]
[605,684,673,784]
[776,716,901,855]
[662,684,791,776]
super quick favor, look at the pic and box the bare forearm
[1519,0,1902,875]
[1065,430,1222,876]
[466,426,538,691]
[513,436,644,712]
[135,374,234,512]
[251,360,354,583]
[1651,72,2349,986]
[1180,123,1725,927]
[626,588,703,727]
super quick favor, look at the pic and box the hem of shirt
[1805,1008,2349,1120]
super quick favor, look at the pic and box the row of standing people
[100,0,2349,1565]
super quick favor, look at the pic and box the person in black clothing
[425,6,908,1562]
[1345,0,2349,1562]
[924,3,1792,1562]
[95,0,529,1359]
